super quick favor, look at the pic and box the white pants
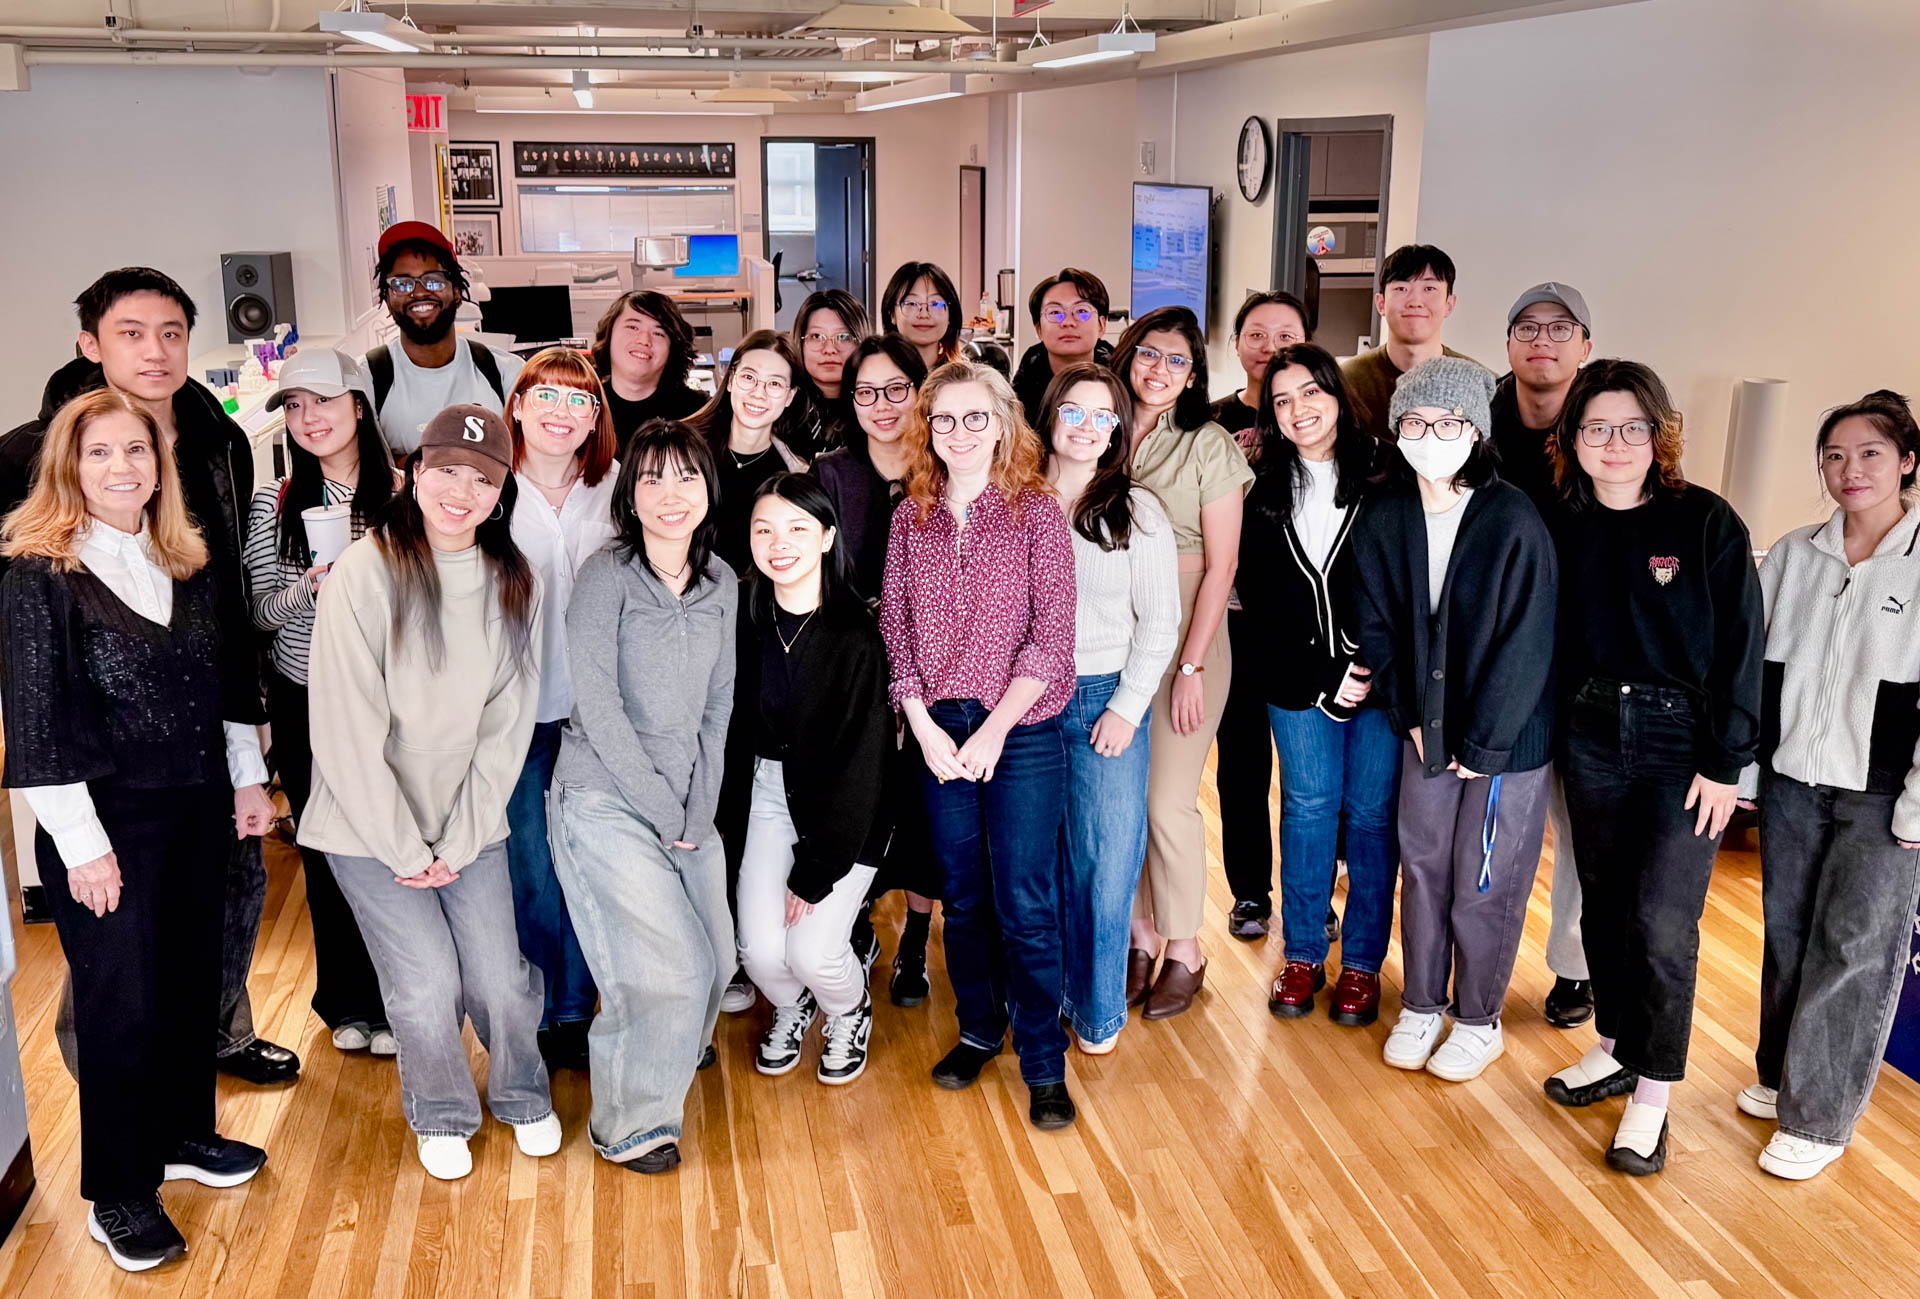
[1545,766,1589,981]
[737,759,878,1016]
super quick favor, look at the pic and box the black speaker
[220,251,297,343]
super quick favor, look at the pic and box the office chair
[772,251,784,313]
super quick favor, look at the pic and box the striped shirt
[244,477,363,685]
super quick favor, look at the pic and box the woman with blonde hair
[1,389,276,1272]
[878,359,1078,1128]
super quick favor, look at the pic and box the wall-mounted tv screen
[1131,183,1213,323]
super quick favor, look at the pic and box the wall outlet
[1140,141,1157,175]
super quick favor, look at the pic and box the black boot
[891,910,932,1007]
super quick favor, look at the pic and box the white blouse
[511,463,621,723]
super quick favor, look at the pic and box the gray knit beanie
[1388,355,1497,437]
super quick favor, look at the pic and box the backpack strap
[366,344,395,414]
[467,339,506,402]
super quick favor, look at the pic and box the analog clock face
[1238,118,1270,202]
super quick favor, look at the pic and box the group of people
[1,218,1915,1275]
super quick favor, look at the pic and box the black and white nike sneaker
[756,991,818,1076]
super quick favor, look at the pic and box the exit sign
[407,94,445,133]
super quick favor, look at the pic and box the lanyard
[1478,774,1503,894]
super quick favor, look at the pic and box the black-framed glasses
[1134,346,1194,373]
[384,273,454,296]
[1057,403,1121,435]
[929,410,992,434]
[802,331,856,348]
[1509,319,1582,343]
[852,380,914,406]
[1042,306,1097,326]
[1578,420,1655,447]
[1397,414,1470,441]
[524,385,599,414]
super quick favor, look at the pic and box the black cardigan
[1351,476,1558,776]
[717,594,895,903]
[1235,473,1369,718]
[814,448,899,602]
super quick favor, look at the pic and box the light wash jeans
[549,781,732,1162]
[328,842,553,1139]
[1544,768,1590,981]
[1057,673,1152,1044]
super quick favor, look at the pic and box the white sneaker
[721,967,757,1015]
[1759,1131,1844,1181]
[1076,1030,1119,1056]
[1736,1083,1779,1120]
[512,1112,563,1157]
[417,1135,472,1181]
[1382,1010,1445,1070]
[756,993,818,1076]
[370,1029,399,1056]
[332,1022,372,1052]
[1425,1021,1504,1082]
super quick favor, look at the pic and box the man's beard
[393,299,457,346]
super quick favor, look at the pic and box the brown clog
[1142,957,1206,1020]
[1125,949,1158,1007]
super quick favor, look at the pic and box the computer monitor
[1130,183,1213,322]
[479,285,574,343]
[673,233,741,280]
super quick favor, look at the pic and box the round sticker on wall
[1308,225,1337,256]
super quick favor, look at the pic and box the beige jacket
[299,534,542,877]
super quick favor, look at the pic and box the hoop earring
[490,503,505,522]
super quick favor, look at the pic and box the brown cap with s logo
[417,404,514,479]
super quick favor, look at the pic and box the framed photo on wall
[451,212,500,259]
[448,141,502,208]
[513,141,737,179]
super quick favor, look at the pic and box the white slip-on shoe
[721,967,757,1014]
[1382,1010,1446,1070]
[1426,1021,1504,1082]
[1544,1043,1637,1107]
[1076,1030,1119,1056]
[1606,1100,1669,1176]
[1758,1131,1844,1181]
[513,1113,563,1158]
[1736,1083,1779,1120]
[417,1135,473,1181]
[331,1022,372,1052]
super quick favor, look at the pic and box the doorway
[959,165,986,311]
[762,137,875,332]
[1269,116,1393,356]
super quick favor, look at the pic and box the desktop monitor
[1130,183,1213,322]
[479,284,574,343]
[673,233,741,280]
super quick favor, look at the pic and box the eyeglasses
[1057,403,1121,435]
[384,274,454,296]
[929,410,992,434]
[802,331,856,348]
[1397,414,1471,441]
[1510,319,1583,343]
[1577,420,1655,447]
[899,297,949,317]
[1240,329,1305,349]
[731,371,791,398]
[1134,346,1194,373]
[853,380,914,406]
[524,385,598,414]
[1042,306,1097,326]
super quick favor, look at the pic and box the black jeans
[267,671,387,1030]
[1562,680,1721,1082]
[1215,608,1274,909]
[43,782,230,1203]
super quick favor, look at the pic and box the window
[765,143,816,234]
[516,184,735,254]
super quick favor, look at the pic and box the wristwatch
[1179,662,1204,676]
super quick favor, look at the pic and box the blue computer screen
[1130,184,1211,320]
[673,233,741,278]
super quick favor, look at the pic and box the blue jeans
[1058,674,1152,1043]
[505,720,598,1028]
[1269,705,1401,972]
[923,700,1070,1086]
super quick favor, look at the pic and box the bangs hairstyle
[745,472,857,629]
[1111,306,1214,432]
[1816,389,1920,494]
[1027,267,1111,325]
[1251,344,1375,522]
[76,266,197,336]
[275,383,396,568]
[691,330,805,455]
[1233,289,1314,338]
[507,347,618,486]
[881,261,962,361]
[1377,243,1457,295]
[590,290,695,391]
[611,419,724,585]
[372,239,468,305]
[1551,358,1688,511]
[792,289,871,356]
[844,335,928,465]
[2,388,207,578]
[902,359,1051,525]
[375,452,536,672]
[1038,364,1140,552]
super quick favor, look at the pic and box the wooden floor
[4,781,1920,1299]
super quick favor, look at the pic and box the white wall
[332,68,417,344]
[0,66,346,420]
[1416,0,1920,546]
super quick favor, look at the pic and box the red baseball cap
[377,220,456,262]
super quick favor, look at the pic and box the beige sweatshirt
[299,534,542,877]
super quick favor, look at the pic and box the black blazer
[1236,474,1368,719]
[1351,476,1557,776]
[718,595,895,902]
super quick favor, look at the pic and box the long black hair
[611,418,724,586]
[691,330,805,458]
[1037,363,1140,552]
[1816,389,1920,493]
[276,389,396,567]
[745,472,858,629]
[843,334,928,468]
[1110,306,1215,433]
[880,261,962,362]
[1251,344,1375,522]
[375,453,535,672]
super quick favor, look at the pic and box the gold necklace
[776,607,819,654]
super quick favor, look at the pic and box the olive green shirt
[1341,344,1477,443]
[1128,410,1254,555]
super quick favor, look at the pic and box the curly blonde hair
[902,359,1051,523]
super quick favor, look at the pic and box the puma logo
[1884,595,1909,615]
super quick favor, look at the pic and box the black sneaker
[696,1043,718,1071]
[164,1134,267,1188]
[89,1195,187,1272]
[890,946,931,1008]
[622,1142,682,1175]
[757,992,819,1076]
[1028,1082,1077,1131]
[850,906,880,977]
[818,996,873,1085]
[1227,901,1270,941]
[1545,977,1595,1028]
[538,1019,593,1072]
[930,1039,1002,1090]
[216,1038,301,1085]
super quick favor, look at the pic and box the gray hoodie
[553,545,737,845]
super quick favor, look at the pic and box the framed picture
[451,212,500,259]
[448,141,502,209]
[513,141,737,179]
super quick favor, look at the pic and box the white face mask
[1397,429,1477,482]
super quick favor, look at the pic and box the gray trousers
[329,842,552,1139]
[1545,769,1590,981]
[1758,772,1920,1146]
[549,782,732,1162]
[1396,746,1550,1026]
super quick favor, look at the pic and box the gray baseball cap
[267,347,371,410]
[1506,281,1592,332]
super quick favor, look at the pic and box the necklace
[522,464,579,492]
[730,444,774,469]
[776,607,819,654]
[650,558,690,583]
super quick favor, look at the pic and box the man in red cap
[363,221,524,456]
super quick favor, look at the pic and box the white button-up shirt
[511,463,621,723]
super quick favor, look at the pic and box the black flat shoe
[539,1020,593,1072]
[1544,1066,1637,1108]
[1227,901,1269,941]
[623,1142,682,1175]
[1606,1114,1669,1177]
[164,1134,267,1187]
[217,1038,301,1085]
[1545,977,1595,1029]
[1028,1082,1076,1130]
[890,949,931,1007]
[931,1040,1002,1090]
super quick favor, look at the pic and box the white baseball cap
[266,348,370,410]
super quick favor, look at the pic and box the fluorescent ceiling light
[571,71,593,108]
[711,86,799,103]
[318,10,429,53]
[1017,30,1154,69]
[803,4,979,37]
[473,91,773,116]
[852,73,966,112]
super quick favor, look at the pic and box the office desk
[669,292,752,349]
